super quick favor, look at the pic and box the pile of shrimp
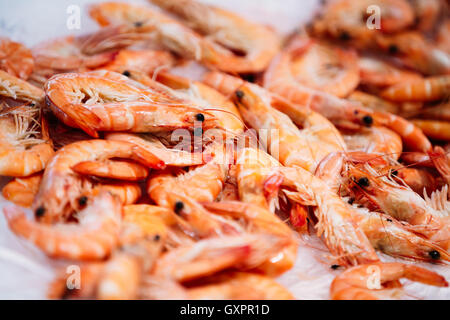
[0,0,449,300]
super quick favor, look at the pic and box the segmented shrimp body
[204,72,345,172]
[330,262,448,300]
[103,49,175,75]
[311,0,414,48]
[0,104,54,177]
[236,148,282,211]
[33,139,164,223]
[375,32,450,75]
[188,272,295,300]
[203,201,298,276]
[45,71,220,137]
[0,37,34,80]
[150,0,280,73]
[342,126,403,160]
[2,174,42,208]
[263,41,432,152]
[0,70,44,103]
[381,75,450,102]
[4,192,122,260]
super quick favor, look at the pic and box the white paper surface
[0,0,448,300]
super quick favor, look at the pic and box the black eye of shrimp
[429,250,440,260]
[35,206,46,218]
[362,115,373,127]
[235,90,245,101]
[153,234,161,242]
[357,177,370,187]
[78,196,88,207]
[388,44,399,55]
[122,70,131,77]
[195,113,205,122]
[134,21,143,28]
[339,31,351,41]
[331,264,340,270]
[174,201,184,214]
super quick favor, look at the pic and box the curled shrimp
[150,0,281,73]
[204,72,345,172]
[4,192,122,260]
[2,174,42,208]
[341,126,403,160]
[106,133,204,167]
[317,152,449,262]
[45,71,221,137]
[381,75,450,102]
[311,0,414,48]
[0,37,34,80]
[0,70,44,103]
[203,201,298,276]
[330,262,448,300]
[375,31,450,75]
[188,272,294,300]
[0,104,54,177]
[72,159,149,181]
[33,139,164,223]
[103,49,175,75]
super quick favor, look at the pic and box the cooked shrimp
[348,91,422,116]
[0,37,34,80]
[45,71,220,137]
[381,76,450,102]
[4,192,122,260]
[395,167,438,195]
[155,72,244,135]
[90,1,278,73]
[188,272,294,300]
[148,142,230,205]
[150,0,280,73]
[204,72,345,172]
[311,0,414,47]
[342,126,403,160]
[106,133,203,166]
[411,120,450,141]
[410,0,443,32]
[89,182,142,206]
[203,201,298,275]
[276,165,379,266]
[375,32,450,75]
[103,49,175,75]
[316,152,448,262]
[0,70,44,103]
[274,37,359,98]
[153,233,288,282]
[330,262,448,300]
[72,159,149,181]
[235,147,282,211]
[33,139,163,223]
[262,43,432,152]
[358,56,422,88]
[0,104,54,177]
[2,174,42,208]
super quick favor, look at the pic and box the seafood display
[0,0,449,300]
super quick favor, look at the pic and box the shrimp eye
[362,115,373,127]
[390,169,398,177]
[386,218,393,222]
[331,264,340,270]
[388,44,399,55]
[235,90,244,101]
[174,201,184,214]
[429,250,440,260]
[122,70,131,77]
[195,113,205,122]
[35,206,46,218]
[153,234,161,242]
[78,196,88,207]
[347,198,354,204]
[357,177,370,187]
[134,21,143,28]
[339,31,351,41]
